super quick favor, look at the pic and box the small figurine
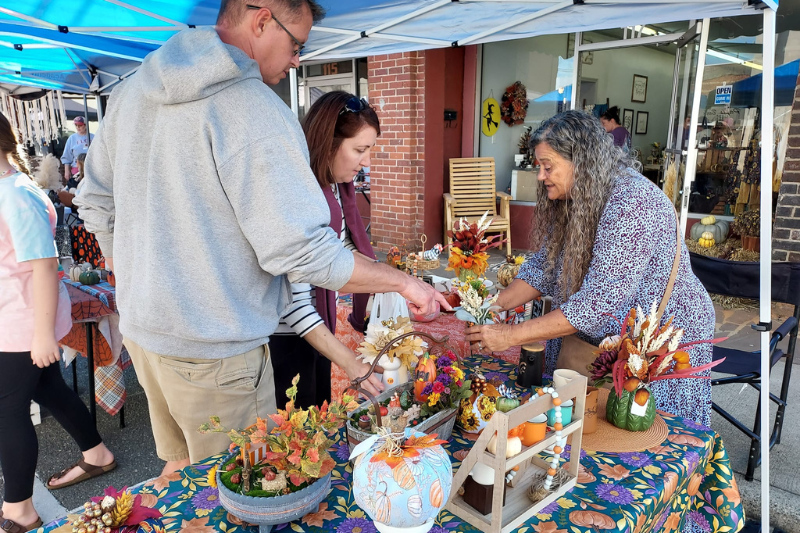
[358,415,371,429]
[422,243,444,261]
[389,392,401,409]
[387,246,402,267]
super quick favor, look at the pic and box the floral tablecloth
[41,356,742,533]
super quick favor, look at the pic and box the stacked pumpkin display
[69,262,101,285]
[690,215,728,247]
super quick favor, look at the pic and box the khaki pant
[124,338,276,463]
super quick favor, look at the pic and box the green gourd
[605,387,656,432]
[496,397,520,413]
[689,215,729,243]
[79,271,100,285]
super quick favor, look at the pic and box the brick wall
[773,73,800,262]
[368,52,426,252]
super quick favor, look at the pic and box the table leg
[84,323,97,424]
[119,406,126,429]
[72,359,78,392]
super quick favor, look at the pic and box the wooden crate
[445,376,587,533]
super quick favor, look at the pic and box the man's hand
[31,332,61,368]
[401,276,452,316]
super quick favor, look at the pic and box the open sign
[715,85,732,105]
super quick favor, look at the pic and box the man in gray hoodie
[75,0,447,474]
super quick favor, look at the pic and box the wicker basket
[345,381,457,453]
[403,234,441,273]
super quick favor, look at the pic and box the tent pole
[678,18,709,237]
[83,94,91,143]
[96,93,104,124]
[759,7,776,531]
[570,32,581,110]
[290,68,299,118]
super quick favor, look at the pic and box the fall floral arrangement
[199,375,357,495]
[590,302,723,431]
[446,212,505,281]
[501,81,529,125]
[69,486,162,533]
[416,350,471,417]
[454,278,500,326]
[357,316,426,374]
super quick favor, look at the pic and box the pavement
[1,248,796,531]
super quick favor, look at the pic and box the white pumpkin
[69,264,83,282]
[487,434,522,458]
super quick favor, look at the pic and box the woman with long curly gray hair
[466,110,715,425]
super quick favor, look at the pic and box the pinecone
[111,491,134,527]
[590,350,616,381]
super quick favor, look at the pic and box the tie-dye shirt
[0,172,72,352]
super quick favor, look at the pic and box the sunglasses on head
[339,97,370,115]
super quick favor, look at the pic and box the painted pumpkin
[352,429,451,530]
[496,396,520,413]
[413,354,437,402]
[79,271,100,285]
[605,386,656,432]
[690,215,729,243]
[69,264,83,282]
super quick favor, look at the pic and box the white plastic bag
[369,292,409,323]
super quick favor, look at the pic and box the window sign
[714,85,732,105]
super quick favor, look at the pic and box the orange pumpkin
[413,355,437,402]
[108,271,116,287]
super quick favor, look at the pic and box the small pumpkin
[413,354,437,402]
[107,271,116,287]
[496,397,520,413]
[497,255,523,288]
[79,271,100,285]
[605,386,656,432]
[69,264,83,282]
[690,215,729,243]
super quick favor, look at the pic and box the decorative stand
[445,376,587,533]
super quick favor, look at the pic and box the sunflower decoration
[357,317,426,373]
[446,212,505,281]
[500,81,529,126]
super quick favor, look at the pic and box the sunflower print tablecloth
[40,356,743,533]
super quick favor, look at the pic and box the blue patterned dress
[517,170,715,426]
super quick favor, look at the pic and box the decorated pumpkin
[79,271,100,286]
[698,231,716,248]
[497,255,524,288]
[690,215,729,243]
[605,386,656,432]
[413,354,437,402]
[69,264,83,282]
[496,396,520,413]
[351,429,452,533]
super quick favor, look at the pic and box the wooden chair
[443,157,512,255]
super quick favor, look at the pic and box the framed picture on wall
[631,74,648,103]
[636,111,649,135]
[622,108,634,131]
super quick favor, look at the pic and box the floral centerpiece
[446,212,505,281]
[453,278,500,326]
[416,350,471,417]
[357,316,427,386]
[590,302,724,432]
[197,376,357,529]
[68,487,162,533]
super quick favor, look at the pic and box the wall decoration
[631,74,648,103]
[622,108,634,131]
[635,111,649,135]
[481,97,500,136]
[500,81,529,126]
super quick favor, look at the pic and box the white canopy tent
[2,1,781,527]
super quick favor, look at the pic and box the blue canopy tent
[0,1,781,528]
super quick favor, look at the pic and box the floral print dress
[517,170,715,426]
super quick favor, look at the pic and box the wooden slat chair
[443,157,512,255]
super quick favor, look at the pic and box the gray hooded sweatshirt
[75,28,355,358]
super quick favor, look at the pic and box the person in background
[0,113,115,533]
[600,106,631,150]
[61,116,94,184]
[75,0,447,473]
[272,91,383,407]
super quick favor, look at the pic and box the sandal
[47,459,117,490]
[0,511,43,533]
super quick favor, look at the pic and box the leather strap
[656,210,682,322]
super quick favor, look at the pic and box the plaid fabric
[63,278,117,313]
[95,357,126,416]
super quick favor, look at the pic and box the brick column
[773,73,800,262]
[368,52,426,252]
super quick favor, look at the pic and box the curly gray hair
[529,110,638,302]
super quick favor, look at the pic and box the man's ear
[251,6,274,36]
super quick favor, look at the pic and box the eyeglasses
[339,96,370,115]
[246,4,304,56]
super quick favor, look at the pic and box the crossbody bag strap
[656,210,682,321]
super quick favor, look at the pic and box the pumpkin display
[690,215,729,243]
[79,271,100,286]
[697,231,716,248]
[69,264,83,282]
[413,354,437,402]
[605,386,656,432]
[497,256,524,288]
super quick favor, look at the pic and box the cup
[520,414,547,447]
[547,399,573,427]
[553,369,582,390]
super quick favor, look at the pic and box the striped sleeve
[276,283,324,337]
